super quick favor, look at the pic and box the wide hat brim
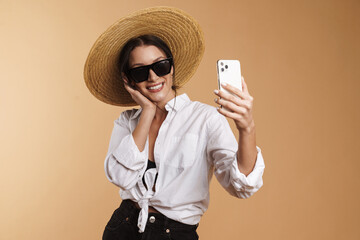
[84,6,205,106]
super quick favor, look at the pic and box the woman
[84,7,265,240]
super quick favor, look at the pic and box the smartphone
[216,60,242,110]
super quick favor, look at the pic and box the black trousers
[103,200,199,240]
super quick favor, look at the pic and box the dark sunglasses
[126,58,173,83]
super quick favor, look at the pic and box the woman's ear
[170,66,174,75]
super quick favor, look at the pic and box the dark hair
[118,35,177,91]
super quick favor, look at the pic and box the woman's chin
[147,95,166,104]
[145,92,174,106]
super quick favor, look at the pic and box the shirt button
[149,216,155,223]
[166,229,170,233]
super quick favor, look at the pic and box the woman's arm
[214,77,258,176]
[124,81,156,151]
[103,81,156,190]
[206,111,264,199]
[105,112,148,190]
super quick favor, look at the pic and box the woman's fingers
[215,97,251,113]
[214,88,253,108]
[241,76,250,94]
[124,82,134,93]
[216,106,245,120]
[219,78,252,101]
[214,77,254,130]
[214,89,241,107]
[123,81,156,110]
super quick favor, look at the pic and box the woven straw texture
[84,6,205,106]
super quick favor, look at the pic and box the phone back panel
[217,60,242,94]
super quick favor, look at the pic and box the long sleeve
[104,110,148,190]
[206,113,265,199]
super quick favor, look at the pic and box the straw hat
[84,6,205,106]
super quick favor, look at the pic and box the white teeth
[148,83,163,90]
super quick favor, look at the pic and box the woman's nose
[148,69,159,82]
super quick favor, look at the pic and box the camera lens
[221,68,224,72]
[220,62,224,66]
[225,65,228,69]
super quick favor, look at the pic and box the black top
[147,159,156,169]
[142,160,158,190]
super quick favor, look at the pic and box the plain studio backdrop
[1,0,359,239]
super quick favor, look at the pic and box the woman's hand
[214,76,255,133]
[123,78,156,113]
[123,78,156,152]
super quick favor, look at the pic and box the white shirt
[104,94,265,232]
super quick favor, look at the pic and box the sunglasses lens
[129,67,149,83]
[153,59,172,76]
[127,58,172,83]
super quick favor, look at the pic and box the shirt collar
[132,108,142,120]
[165,93,190,112]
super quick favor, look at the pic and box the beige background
[1,0,359,239]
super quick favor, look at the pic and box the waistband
[119,199,198,232]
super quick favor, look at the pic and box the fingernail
[221,82,227,87]
[214,89,219,94]
[214,98,218,103]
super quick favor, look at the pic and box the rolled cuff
[230,146,265,198]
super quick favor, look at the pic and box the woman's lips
[147,82,164,92]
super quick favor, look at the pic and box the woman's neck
[153,90,175,120]
[154,103,168,121]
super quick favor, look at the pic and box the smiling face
[128,45,175,106]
